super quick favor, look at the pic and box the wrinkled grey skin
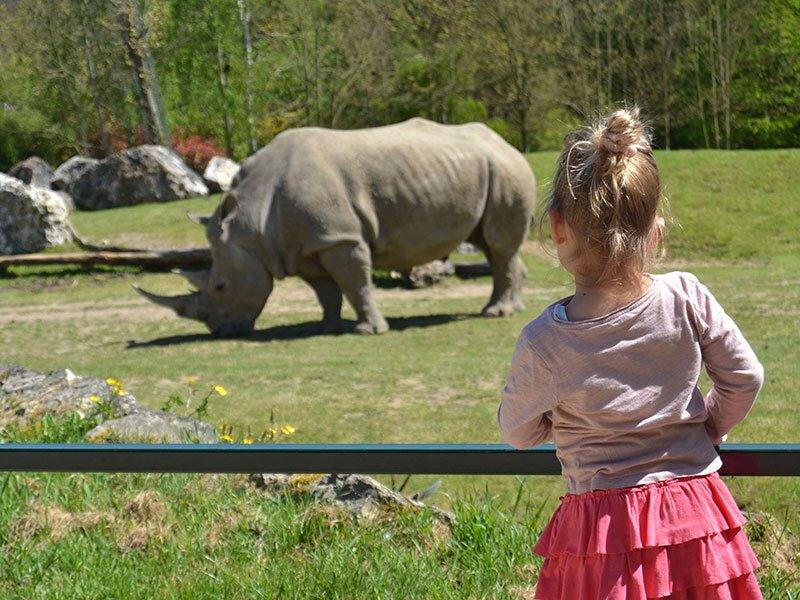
[136,118,536,336]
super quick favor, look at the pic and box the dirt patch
[124,490,167,522]
[116,490,171,553]
[7,501,115,545]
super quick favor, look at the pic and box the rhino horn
[186,212,210,226]
[171,268,210,290]
[132,284,200,318]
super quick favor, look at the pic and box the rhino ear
[218,191,239,240]
[187,212,210,227]
[219,191,238,221]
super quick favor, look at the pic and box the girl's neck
[565,273,653,321]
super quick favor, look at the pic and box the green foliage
[0,109,67,171]
[2,0,798,158]
[0,411,101,444]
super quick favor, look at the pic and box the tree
[115,0,170,146]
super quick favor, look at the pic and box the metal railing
[1,443,798,476]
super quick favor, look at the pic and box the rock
[0,173,72,254]
[8,156,54,188]
[403,259,455,289]
[85,412,217,444]
[250,472,454,525]
[0,364,215,444]
[202,156,240,193]
[51,156,99,194]
[70,145,209,210]
[455,242,481,255]
[0,364,133,427]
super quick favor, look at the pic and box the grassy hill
[1,149,798,595]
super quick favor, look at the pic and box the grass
[1,149,799,595]
[0,416,544,599]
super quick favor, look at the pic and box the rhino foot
[481,301,518,318]
[354,318,389,335]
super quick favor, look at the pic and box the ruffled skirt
[533,472,762,599]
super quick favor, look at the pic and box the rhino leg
[470,223,526,317]
[318,242,389,335]
[481,251,527,317]
[304,276,343,333]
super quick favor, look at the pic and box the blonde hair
[546,107,664,286]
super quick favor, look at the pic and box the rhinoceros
[135,118,536,336]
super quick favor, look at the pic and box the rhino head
[135,192,272,337]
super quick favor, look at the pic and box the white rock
[203,156,240,193]
[0,173,72,254]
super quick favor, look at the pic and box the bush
[171,127,227,172]
[0,108,66,171]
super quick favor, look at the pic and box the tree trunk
[216,39,235,157]
[707,3,721,149]
[117,0,170,147]
[685,10,710,148]
[78,0,109,155]
[237,0,258,154]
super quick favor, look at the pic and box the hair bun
[596,108,647,161]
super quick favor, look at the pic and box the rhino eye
[214,282,226,292]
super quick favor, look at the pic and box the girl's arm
[498,333,557,449]
[689,275,765,443]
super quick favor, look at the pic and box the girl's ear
[549,210,568,245]
[648,215,666,255]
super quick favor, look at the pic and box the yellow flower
[219,434,234,443]
[89,395,102,404]
[243,436,254,444]
[281,425,296,435]
[186,376,198,385]
[213,385,228,396]
[106,378,121,387]
[268,427,278,437]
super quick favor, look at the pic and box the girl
[498,108,765,599]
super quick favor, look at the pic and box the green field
[1,149,799,596]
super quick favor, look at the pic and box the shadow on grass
[126,312,479,348]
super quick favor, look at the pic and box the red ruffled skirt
[533,472,762,599]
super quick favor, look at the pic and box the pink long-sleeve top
[498,271,764,494]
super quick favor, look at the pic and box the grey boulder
[251,472,454,524]
[0,364,216,444]
[51,156,100,194]
[71,145,209,210]
[85,412,217,444]
[0,364,135,427]
[0,173,72,254]
[203,156,240,193]
[8,156,54,188]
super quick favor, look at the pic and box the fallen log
[453,261,492,278]
[0,248,212,270]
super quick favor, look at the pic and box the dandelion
[106,378,121,387]
[281,425,296,436]
[89,395,102,404]
[213,385,228,397]
[268,427,278,437]
[219,433,234,443]
[114,387,127,396]
[243,436,254,444]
